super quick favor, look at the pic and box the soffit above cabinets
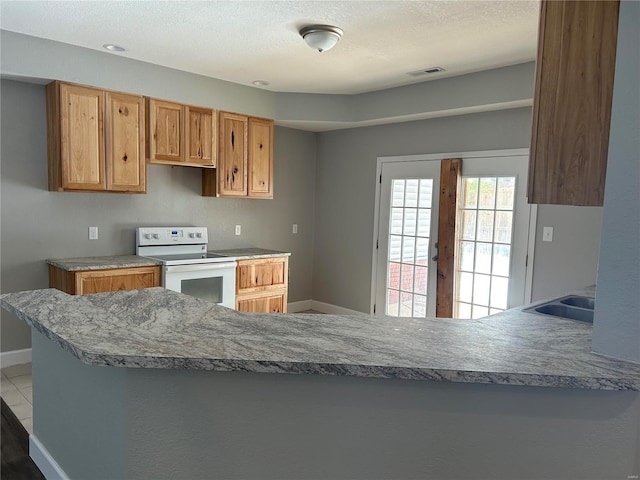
[0,0,540,95]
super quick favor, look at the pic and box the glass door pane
[452,154,531,318]
[376,160,440,318]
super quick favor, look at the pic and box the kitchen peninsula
[2,287,639,479]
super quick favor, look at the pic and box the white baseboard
[0,348,32,368]
[30,434,70,480]
[288,299,366,315]
[310,300,366,316]
[287,299,312,312]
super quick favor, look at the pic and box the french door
[454,155,530,316]
[375,160,441,318]
[373,152,532,318]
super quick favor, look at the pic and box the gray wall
[0,30,275,118]
[34,333,640,479]
[531,206,603,301]
[592,0,640,363]
[1,30,535,131]
[0,80,317,351]
[313,108,603,312]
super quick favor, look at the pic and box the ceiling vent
[407,66,446,77]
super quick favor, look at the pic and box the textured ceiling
[0,0,540,95]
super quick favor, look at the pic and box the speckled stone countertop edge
[46,249,290,271]
[2,285,638,392]
[208,248,291,260]
[66,356,640,391]
[46,255,162,271]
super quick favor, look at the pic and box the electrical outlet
[543,226,554,242]
[235,225,241,236]
[89,227,99,240]
[292,223,298,234]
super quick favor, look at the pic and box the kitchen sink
[524,295,595,324]
[560,295,595,310]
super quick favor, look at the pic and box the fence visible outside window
[386,179,433,317]
[454,176,516,319]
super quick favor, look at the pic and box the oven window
[181,277,223,304]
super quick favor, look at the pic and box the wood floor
[1,398,45,479]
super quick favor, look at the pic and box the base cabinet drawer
[49,265,161,295]
[236,291,287,313]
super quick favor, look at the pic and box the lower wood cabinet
[236,291,287,313]
[49,265,161,295]
[235,256,288,313]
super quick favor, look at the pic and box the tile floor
[1,362,33,433]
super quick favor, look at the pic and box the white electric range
[136,227,237,308]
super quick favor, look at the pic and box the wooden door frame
[436,158,462,317]
[370,148,536,316]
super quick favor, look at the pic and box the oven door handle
[164,262,237,273]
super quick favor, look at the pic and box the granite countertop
[208,248,291,260]
[2,286,639,391]
[47,249,289,271]
[47,255,162,271]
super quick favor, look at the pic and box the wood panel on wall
[528,0,619,206]
[436,158,461,318]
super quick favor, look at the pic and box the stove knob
[189,233,196,238]
[144,234,152,239]
[153,234,160,239]
[196,232,203,238]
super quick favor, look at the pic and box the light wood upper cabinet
[61,84,104,190]
[528,0,620,206]
[147,99,217,168]
[147,99,183,164]
[47,81,146,193]
[106,92,146,192]
[185,106,217,166]
[218,111,249,196]
[202,111,274,198]
[248,117,274,198]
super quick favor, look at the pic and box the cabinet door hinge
[525,254,528,267]
[373,304,376,314]
[376,239,379,249]
[379,174,382,184]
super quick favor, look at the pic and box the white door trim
[370,148,532,315]
[524,203,538,305]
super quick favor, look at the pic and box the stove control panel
[136,227,208,246]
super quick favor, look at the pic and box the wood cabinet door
[105,92,146,192]
[248,117,274,198]
[149,99,183,163]
[218,111,248,196]
[236,292,287,313]
[75,267,161,295]
[185,106,217,166]
[236,257,288,294]
[528,0,619,206]
[60,83,105,190]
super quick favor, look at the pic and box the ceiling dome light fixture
[102,44,125,52]
[299,25,343,53]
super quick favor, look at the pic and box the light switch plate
[292,224,298,234]
[89,226,98,240]
[235,225,241,236]
[543,226,553,242]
